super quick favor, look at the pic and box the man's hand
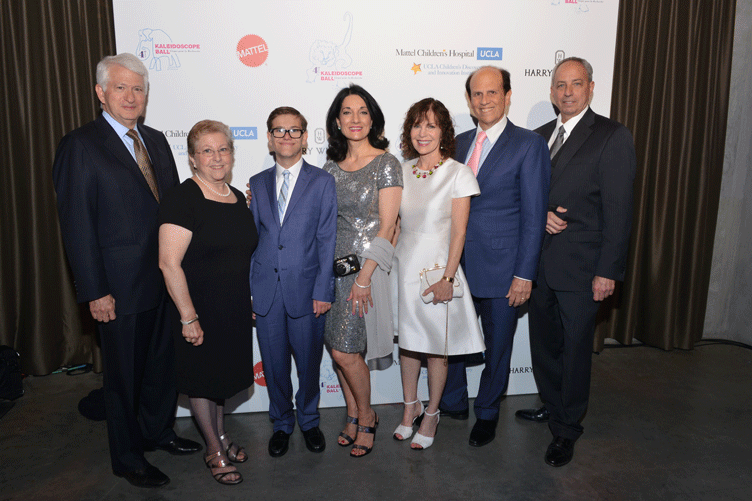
[592,276,615,301]
[505,278,532,307]
[89,294,116,322]
[313,300,331,318]
[546,207,568,234]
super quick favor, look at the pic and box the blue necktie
[278,170,290,222]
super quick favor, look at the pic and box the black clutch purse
[333,254,360,277]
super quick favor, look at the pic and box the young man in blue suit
[248,107,337,457]
[439,66,551,447]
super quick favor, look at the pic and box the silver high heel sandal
[393,399,425,441]
[411,409,440,450]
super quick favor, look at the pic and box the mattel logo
[231,127,257,140]
[477,47,503,60]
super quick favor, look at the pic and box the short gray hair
[96,53,149,93]
[551,57,593,86]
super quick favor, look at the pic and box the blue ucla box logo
[231,127,257,140]
[477,48,503,60]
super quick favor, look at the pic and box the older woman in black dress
[159,120,258,485]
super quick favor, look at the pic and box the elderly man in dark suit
[516,57,636,467]
[53,53,200,488]
[439,66,550,447]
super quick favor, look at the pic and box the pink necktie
[467,130,487,177]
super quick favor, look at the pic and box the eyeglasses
[270,128,305,139]
[197,147,232,158]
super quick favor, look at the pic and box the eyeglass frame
[269,127,306,139]
[196,146,233,158]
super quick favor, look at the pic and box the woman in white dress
[392,98,485,450]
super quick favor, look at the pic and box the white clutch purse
[419,264,463,304]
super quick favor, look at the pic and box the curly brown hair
[400,98,455,161]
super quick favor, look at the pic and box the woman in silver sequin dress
[323,85,402,457]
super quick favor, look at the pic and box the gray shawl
[360,236,395,371]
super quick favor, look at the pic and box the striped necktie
[278,170,290,222]
[126,129,159,201]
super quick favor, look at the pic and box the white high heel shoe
[411,409,440,450]
[393,399,425,441]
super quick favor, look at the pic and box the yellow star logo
[411,63,421,75]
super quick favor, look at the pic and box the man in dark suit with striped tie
[53,53,200,488]
[516,57,636,467]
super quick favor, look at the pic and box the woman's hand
[347,276,374,317]
[182,320,204,346]
[424,279,455,305]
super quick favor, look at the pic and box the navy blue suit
[441,119,550,421]
[249,161,337,433]
[53,114,180,474]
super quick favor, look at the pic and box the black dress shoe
[468,418,497,447]
[515,406,550,422]
[302,426,326,453]
[115,464,170,488]
[545,436,575,467]
[439,407,469,420]
[151,436,202,455]
[268,430,291,457]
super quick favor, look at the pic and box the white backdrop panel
[113,0,620,416]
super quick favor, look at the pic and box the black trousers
[99,296,177,473]
[528,260,601,441]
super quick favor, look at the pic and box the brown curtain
[0,0,114,374]
[595,0,736,350]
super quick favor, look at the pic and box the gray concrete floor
[1,344,750,501]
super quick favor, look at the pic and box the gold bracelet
[441,276,454,283]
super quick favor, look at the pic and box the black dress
[159,179,258,399]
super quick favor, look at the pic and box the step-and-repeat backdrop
[113,0,620,415]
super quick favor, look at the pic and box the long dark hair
[325,84,389,162]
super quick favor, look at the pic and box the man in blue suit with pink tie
[249,107,337,457]
[440,66,550,447]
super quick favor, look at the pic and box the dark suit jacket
[53,113,180,314]
[248,161,337,318]
[535,108,636,291]
[456,120,550,298]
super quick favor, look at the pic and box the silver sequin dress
[323,152,403,353]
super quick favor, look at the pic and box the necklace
[412,159,444,179]
[195,174,231,197]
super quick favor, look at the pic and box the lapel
[551,108,595,186]
[454,131,473,163]
[283,161,311,222]
[95,115,158,199]
[264,166,281,227]
[476,119,513,186]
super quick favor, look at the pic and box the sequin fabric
[323,152,403,353]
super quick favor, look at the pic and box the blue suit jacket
[456,119,550,298]
[248,161,337,318]
[53,113,180,314]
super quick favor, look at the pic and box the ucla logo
[477,47,503,61]
[231,127,257,140]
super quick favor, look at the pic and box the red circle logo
[237,34,269,67]
[253,361,266,386]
